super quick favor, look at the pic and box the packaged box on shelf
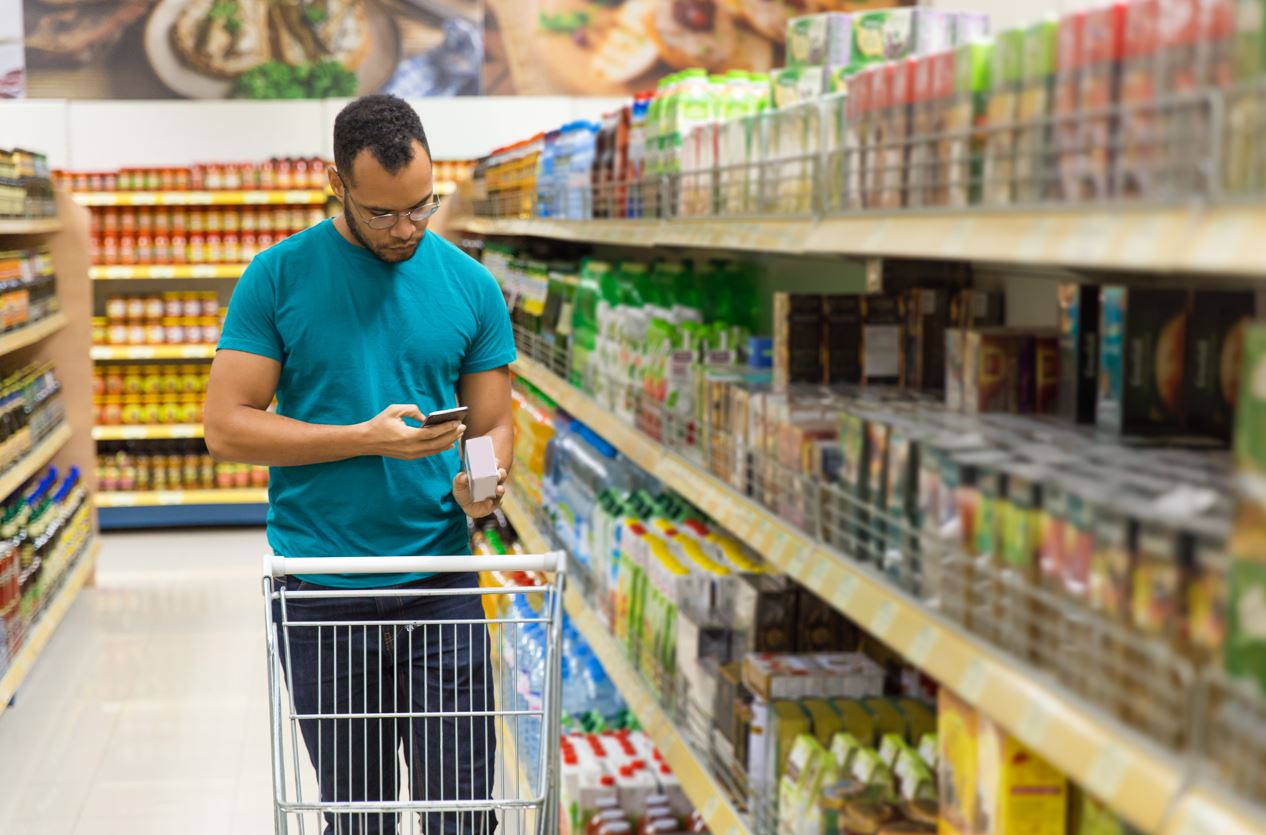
[742,652,885,702]
[1078,1,1128,201]
[983,26,1024,205]
[861,295,903,384]
[1096,287,1190,434]
[748,698,811,797]
[1116,0,1161,199]
[1057,283,1100,424]
[901,288,951,391]
[777,733,837,835]
[947,39,993,206]
[727,570,798,654]
[1186,291,1256,440]
[824,295,863,385]
[849,8,955,69]
[787,13,852,70]
[1055,12,1087,201]
[1015,17,1059,203]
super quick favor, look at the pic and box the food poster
[1,0,24,98]
[22,0,484,98]
[482,0,912,95]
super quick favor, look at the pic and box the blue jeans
[274,572,497,835]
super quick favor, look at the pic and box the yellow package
[862,697,907,740]
[897,697,937,744]
[976,713,1068,835]
[802,698,845,746]
[831,698,878,747]
[938,689,978,835]
[829,732,866,773]
[770,700,812,791]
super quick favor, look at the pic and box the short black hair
[333,95,432,183]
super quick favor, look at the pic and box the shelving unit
[0,313,67,359]
[0,187,100,711]
[0,218,61,236]
[73,190,328,207]
[502,490,751,835]
[508,354,1265,835]
[96,488,268,529]
[91,345,216,360]
[0,537,100,719]
[458,204,1266,276]
[90,265,247,280]
[92,424,203,441]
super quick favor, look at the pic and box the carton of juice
[1015,18,1058,203]
[947,39,993,207]
[1116,0,1161,199]
[868,62,895,209]
[983,26,1024,205]
[1053,11,1087,202]
[846,66,875,210]
[1156,0,1206,197]
[928,49,958,206]
[884,57,917,208]
[907,54,936,207]
[1078,1,1128,201]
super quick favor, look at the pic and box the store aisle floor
[0,529,277,835]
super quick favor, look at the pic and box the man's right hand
[360,404,465,460]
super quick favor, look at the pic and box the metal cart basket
[263,553,566,835]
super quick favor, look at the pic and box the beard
[346,215,420,263]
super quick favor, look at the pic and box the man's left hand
[453,467,507,519]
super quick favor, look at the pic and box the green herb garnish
[233,59,357,99]
[539,10,589,33]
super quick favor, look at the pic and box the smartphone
[422,406,469,427]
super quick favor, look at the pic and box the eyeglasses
[334,170,442,229]
[356,200,442,230]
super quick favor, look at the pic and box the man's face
[332,140,435,264]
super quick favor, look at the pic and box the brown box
[824,294,863,384]
[774,293,825,391]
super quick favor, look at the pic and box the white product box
[464,436,499,502]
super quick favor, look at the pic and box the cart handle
[264,552,565,579]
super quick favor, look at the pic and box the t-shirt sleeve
[218,258,283,362]
[461,266,517,375]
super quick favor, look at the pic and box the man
[205,95,515,835]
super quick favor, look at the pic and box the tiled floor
[0,529,277,835]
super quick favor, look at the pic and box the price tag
[130,193,157,205]
[129,347,155,359]
[169,425,197,438]
[957,658,989,702]
[120,427,149,440]
[244,192,269,204]
[870,599,898,638]
[831,574,859,612]
[285,191,314,204]
[702,796,720,824]
[807,558,831,590]
[156,491,184,506]
[108,493,139,507]
[191,265,218,278]
[940,217,976,257]
[149,267,176,279]
[1061,214,1114,264]
[907,624,938,665]
[1016,217,1053,260]
[186,192,213,205]
[181,346,211,358]
[1016,701,1050,748]
[103,266,130,279]
[1085,747,1128,800]
[785,546,808,577]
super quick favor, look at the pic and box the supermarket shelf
[0,537,99,718]
[0,424,73,503]
[73,190,328,207]
[90,264,247,280]
[460,205,1266,276]
[93,424,203,441]
[0,313,67,359]
[502,488,751,835]
[91,344,216,361]
[96,488,268,529]
[96,488,267,507]
[509,356,1265,834]
[0,217,61,236]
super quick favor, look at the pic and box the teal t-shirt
[218,220,516,587]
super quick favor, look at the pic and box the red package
[1201,0,1236,87]
[930,49,958,206]
[848,67,874,210]
[1079,1,1128,200]
[868,64,895,209]
[1117,0,1160,198]
[886,57,917,208]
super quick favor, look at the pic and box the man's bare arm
[451,366,514,517]
[205,349,464,466]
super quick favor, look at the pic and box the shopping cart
[263,553,566,835]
